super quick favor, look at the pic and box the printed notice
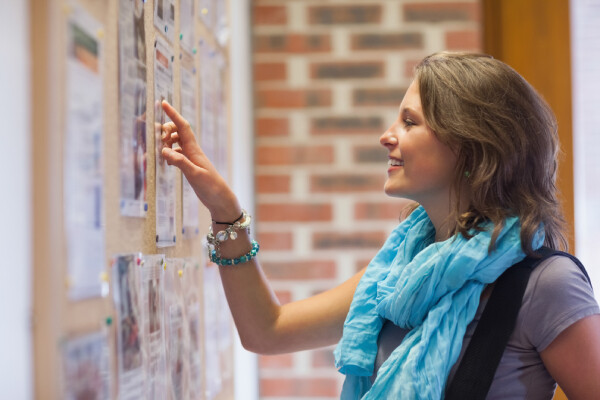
[180,0,195,54]
[183,259,203,399]
[141,254,167,399]
[112,254,145,399]
[118,0,148,217]
[62,331,110,400]
[154,0,175,42]
[165,258,188,400]
[154,37,176,247]
[204,264,222,399]
[64,5,105,300]
[180,54,200,238]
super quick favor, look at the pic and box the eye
[403,119,416,128]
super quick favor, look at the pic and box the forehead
[399,80,422,112]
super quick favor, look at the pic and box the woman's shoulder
[518,254,600,351]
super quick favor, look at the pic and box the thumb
[161,147,198,177]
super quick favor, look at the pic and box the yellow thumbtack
[201,8,208,15]
[163,260,167,271]
[100,272,108,282]
[178,269,183,277]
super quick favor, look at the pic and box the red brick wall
[251,1,482,398]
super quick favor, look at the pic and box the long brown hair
[414,51,567,255]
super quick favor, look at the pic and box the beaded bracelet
[209,240,260,266]
[207,209,252,259]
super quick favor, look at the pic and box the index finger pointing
[161,100,187,128]
[161,100,196,147]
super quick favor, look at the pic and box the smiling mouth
[388,158,404,167]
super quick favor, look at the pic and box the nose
[379,128,398,148]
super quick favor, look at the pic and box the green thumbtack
[106,316,113,326]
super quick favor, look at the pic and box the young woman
[160,52,600,399]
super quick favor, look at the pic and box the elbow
[239,333,281,355]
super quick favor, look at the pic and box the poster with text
[183,259,203,399]
[199,44,217,173]
[112,254,145,399]
[165,258,189,400]
[214,51,229,180]
[154,0,175,42]
[154,37,176,247]
[64,4,105,300]
[118,0,148,217]
[141,254,167,399]
[198,0,214,30]
[62,331,110,400]
[180,54,200,238]
[180,0,195,54]
[203,264,222,399]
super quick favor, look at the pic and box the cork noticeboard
[30,0,235,398]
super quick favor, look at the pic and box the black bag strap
[445,247,590,400]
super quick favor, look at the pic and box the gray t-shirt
[371,256,600,399]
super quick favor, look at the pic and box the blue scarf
[334,206,543,399]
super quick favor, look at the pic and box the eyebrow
[400,107,416,118]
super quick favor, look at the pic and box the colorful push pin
[106,316,113,326]
[180,33,183,40]
[178,269,183,277]
[100,272,108,282]
[163,260,167,271]
[192,48,197,54]
[97,29,105,39]
[136,257,141,266]
[165,25,168,33]
[171,55,174,62]
[202,8,208,15]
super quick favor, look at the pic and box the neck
[425,206,454,242]
[421,187,470,242]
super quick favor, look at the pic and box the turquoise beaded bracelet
[210,240,260,266]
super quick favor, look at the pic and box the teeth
[388,159,403,166]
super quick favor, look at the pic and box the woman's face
[379,80,458,207]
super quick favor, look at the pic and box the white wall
[0,0,33,398]
[571,0,600,293]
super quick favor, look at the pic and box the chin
[383,185,404,198]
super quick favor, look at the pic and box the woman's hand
[160,100,241,222]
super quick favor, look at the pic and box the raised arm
[160,100,364,354]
